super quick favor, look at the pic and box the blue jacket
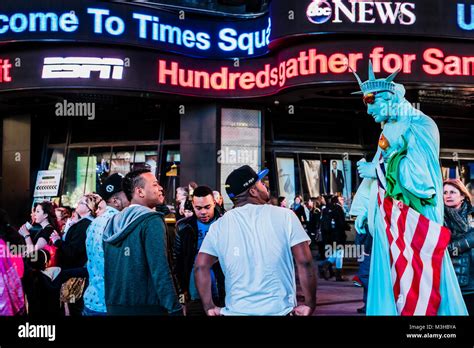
[83,206,119,313]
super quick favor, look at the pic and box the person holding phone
[18,201,59,253]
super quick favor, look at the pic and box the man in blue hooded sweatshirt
[103,169,182,316]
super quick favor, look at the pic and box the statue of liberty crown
[351,60,401,95]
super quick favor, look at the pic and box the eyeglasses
[362,90,394,105]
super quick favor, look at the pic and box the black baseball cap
[99,173,124,201]
[225,165,269,199]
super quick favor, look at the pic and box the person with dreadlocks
[349,61,467,315]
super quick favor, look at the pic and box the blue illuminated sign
[457,3,474,30]
[0,0,270,59]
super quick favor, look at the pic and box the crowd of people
[0,164,472,316]
[0,165,315,316]
[271,193,351,281]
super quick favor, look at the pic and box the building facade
[1,0,473,224]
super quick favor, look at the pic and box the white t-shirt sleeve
[287,210,311,247]
[199,223,219,257]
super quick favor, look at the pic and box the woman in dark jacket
[318,196,348,281]
[443,179,474,314]
[305,198,321,244]
[50,193,103,269]
[291,195,308,226]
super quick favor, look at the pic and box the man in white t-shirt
[195,165,317,316]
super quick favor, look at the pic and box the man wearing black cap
[194,165,317,316]
[82,173,130,316]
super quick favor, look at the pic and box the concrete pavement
[296,250,366,316]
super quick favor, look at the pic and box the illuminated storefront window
[220,108,262,209]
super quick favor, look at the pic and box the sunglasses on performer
[362,90,394,105]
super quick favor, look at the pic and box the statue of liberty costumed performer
[349,61,467,315]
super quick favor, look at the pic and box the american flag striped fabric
[376,157,451,315]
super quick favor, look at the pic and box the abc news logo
[307,1,332,23]
[306,0,416,26]
[42,57,126,79]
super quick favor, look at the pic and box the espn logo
[42,57,125,79]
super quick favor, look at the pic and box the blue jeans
[82,306,106,316]
[358,253,371,305]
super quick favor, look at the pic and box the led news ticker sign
[156,46,474,95]
[0,0,270,59]
[0,41,473,98]
[0,0,473,60]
